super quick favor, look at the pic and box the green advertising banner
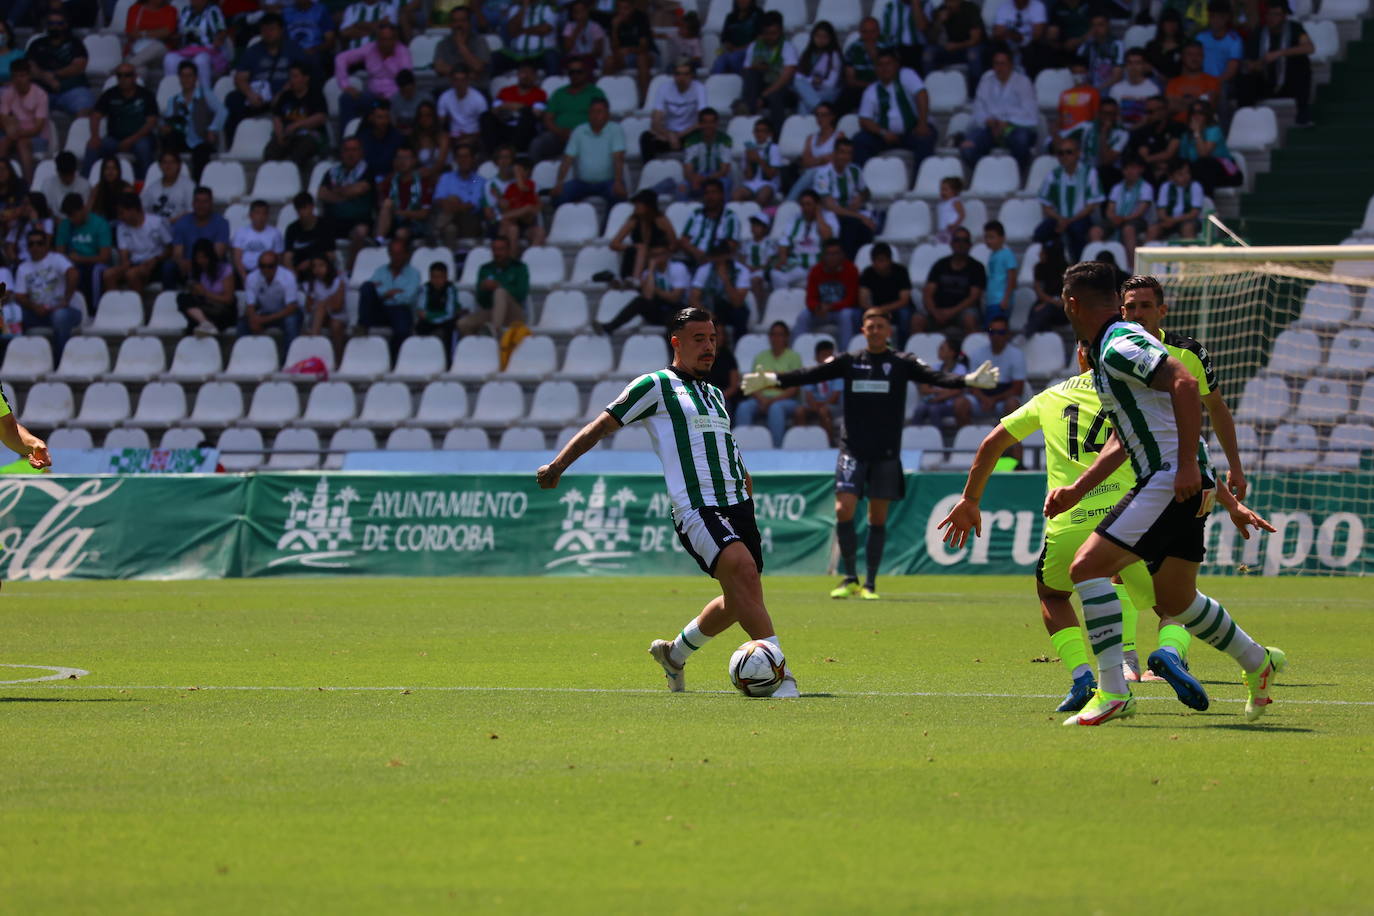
[0,472,1369,580]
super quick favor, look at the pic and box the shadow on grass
[0,696,131,703]
[1197,680,1332,689]
[1204,722,1315,733]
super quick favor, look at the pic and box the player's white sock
[1073,577,1128,695]
[669,620,711,666]
[1176,591,1267,672]
[1071,663,1092,679]
[762,636,795,679]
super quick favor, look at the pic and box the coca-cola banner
[0,472,1369,580]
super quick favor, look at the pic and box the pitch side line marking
[3,682,1372,706]
[0,664,92,685]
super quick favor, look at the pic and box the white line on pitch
[2,682,1372,706]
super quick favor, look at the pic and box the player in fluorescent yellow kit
[0,374,54,584]
[938,344,1162,711]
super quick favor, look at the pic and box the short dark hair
[10,59,30,75]
[288,61,311,78]
[799,190,820,204]
[835,137,854,152]
[987,314,1009,328]
[116,191,142,212]
[871,242,892,260]
[56,151,78,175]
[194,185,213,199]
[1184,39,1205,52]
[250,199,269,211]
[670,308,715,332]
[877,49,900,63]
[60,192,85,215]
[1125,46,1147,59]
[177,60,198,76]
[588,97,610,110]
[703,178,725,194]
[259,11,284,28]
[699,106,719,120]
[815,340,834,356]
[1121,274,1165,304]
[823,238,845,251]
[768,321,790,336]
[760,10,783,30]
[1062,261,1120,306]
[984,220,1005,237]
[862,307,892,324]
[293,191,314,209]
[451,63,471,76]
[397,69,415,87]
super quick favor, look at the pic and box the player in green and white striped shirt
[1047,262,1283,726]
[537,308,799,698]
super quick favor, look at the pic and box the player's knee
[1068,553,1101,583]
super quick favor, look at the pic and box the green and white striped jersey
[1089,320,1213,482]
[605,367,750,513]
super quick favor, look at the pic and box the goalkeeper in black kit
[743,308,1000,598]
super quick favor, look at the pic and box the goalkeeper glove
[964,360,1000,389]
[741,372,780,396]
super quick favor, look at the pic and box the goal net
[1132,242,1374,577]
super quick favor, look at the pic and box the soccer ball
[728,640,786,698]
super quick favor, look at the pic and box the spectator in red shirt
[479,61,547,154]
[497,157,545,249]
[375,145,435,242]
[797,239,861,344]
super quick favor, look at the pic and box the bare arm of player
[0,414,51,469]
[536,413,620,489]
[1149,356,1202,503]
[937,425,1019,548]
[1044,433,1129,519]
[1201,388,1247,502]
[1215,483,1275,540]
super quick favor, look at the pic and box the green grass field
[2,575,1371,914]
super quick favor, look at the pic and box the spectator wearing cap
[492,0,561,77]
[1195,1,1243,83]
[480,62,545,153]
[241,250,304,350]
[1239,0,1314,126]
[530,60,606,164]
[960,45,1038,171]
[358,237,421,349]
[640,61,707,162]
[855,50,935,167]
[0,61,54,184]
[690,242,751,341]
[336,21,413,138]
[106,192,172,295]
[82,64,159,180]
[225,14,304,146]
[734,321,802,448]
[813,137,875,261]
[552,98,627,207]
[437,65,489,150]
[742,11,798,131]
[596,245,690,335]
[797,239,861,347]
[434,7,491,84]
[1033,134,1102,261]
[42,153,91,219]
[916,226,984,335]
[55,194,112,314]
[161,59,227,183]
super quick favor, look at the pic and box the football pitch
[2,575,1371,914]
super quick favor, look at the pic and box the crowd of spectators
[0,0,1320,442]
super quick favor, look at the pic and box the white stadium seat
[281,336,336,374]
[522,246,566,288]
[103,427,151,450]
[386,427,434,451]
[0,336,52,380]
[705,74,743,111]
[201,161,247,203]
[335,336,392,381]
[217,427,265,470]
[50,336,110,381]
[142,292,185,336]
[1294,377,1351,424]
[49,428,94,449]
[906,333,943,366]
[583,380,626,420]
[227,118,274,161]
[1226,107,1278,152]
[127,382,188,428]
[596,290,638,327]
[600,202,635,241]
[969,154,1020,197]
[90,291,144,336]
[730,425,774,451]
[354,384,412,431]
[64,119,91,156]
[907,242,952,284]
[442,427,489,450]
[611,424,652,450]
[267,427,322,469]
[300,382,358,427]
[250,161,302,205]
[349,246,391,289]
[597,75,639,116]
[470,380,525,426]
[727,115,761,151]
[1025,332,1067,377]
[410,246,456,280]
[536,291,590,334]
[499,427,547,450]
[941,425,994,470]
[569,247,620,285]
[780,426,830,449]
[1264,423,1320,471]
[1034,68,1074,109]
[69,382,130,429]
[164,336,223,381]
[223,336,281,380]
[409,32,442,70]
[187,382,244,427]
[160,427,205,450]
[1294,282,1355,330]
[1306,19,1339,62]
[243,381,302,427]
[616,335,669,377]
[1235,374,1291,424]
[547,203,600,246]
[1266,328,1322,376]
[1323,422,1374,470]
[528,381,582,425]
[996,198,1042,242]
[863,157,910,201]
[83,33,122,76]
[1022,154,1056,196]
[326,428,378,469]
[413,381,469,427]
[779,114,817,159]
[1080,240,1128,266]
[1325,327,1374,376]
[502,335,558,381]
[637,158,685,194]
[20,383,75,426]
[446,336,500,380]
[877,199,932,243]
[912,156,964,198]
[901,425,945,469]
[108,336,167,381]
[556,334,614,381]
[390,335,448,380]
[762,289,807,327]
[734,334,768,374]
[925,70,968,112]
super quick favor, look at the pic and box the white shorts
[672,500,763,577]
[1096,471,1214,572]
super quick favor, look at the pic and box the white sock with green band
[1175,591,1266,673]
[1073,577,1128,695]
[669,619,711,666]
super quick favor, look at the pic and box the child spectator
[734,118,785,207]
[1147,158,1204,241]
[935,176,966,244]
[304,254,347,360]
[741,214,778,316]
[496,157,545,249]
[982,221,1018,325]
[415,261,461,343]
[1100,155,1153,268]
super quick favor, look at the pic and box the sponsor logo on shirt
[690,415,732,434]
[851,380,891,394]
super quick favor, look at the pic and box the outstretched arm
[537,413,620,488]
[0,414,52,469]
[938,425,1018,548]
[1215,483,1275,540]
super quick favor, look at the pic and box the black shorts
[1095,471,1214,573]
[835,450,906,501]
[673,499,764,577]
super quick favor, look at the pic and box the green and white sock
[1115,582,1138,656]
[1074,577,1128,694]
[1050,627,1091,681]
[1175,591,1266,672]
[1157,619,1191,661]
[669,620,712,666]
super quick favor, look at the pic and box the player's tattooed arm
[1044,433,1128,519]
[536,413,619,489]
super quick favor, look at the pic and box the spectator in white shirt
[240,250,303,348]
[106,192,172,294]
[40,152,91,217]
[14,229,80,360]
[596,246,690,334]
[140,149,195,222]
[793,22,843,114]
[742,11,798,130]
[1109,47,1163,130]
[639,62,707,162]
[854,51,935,166]
[232,199,286,281]
[436,65,488,147]
[966,315,1026,416]
[960,46,1039,171]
